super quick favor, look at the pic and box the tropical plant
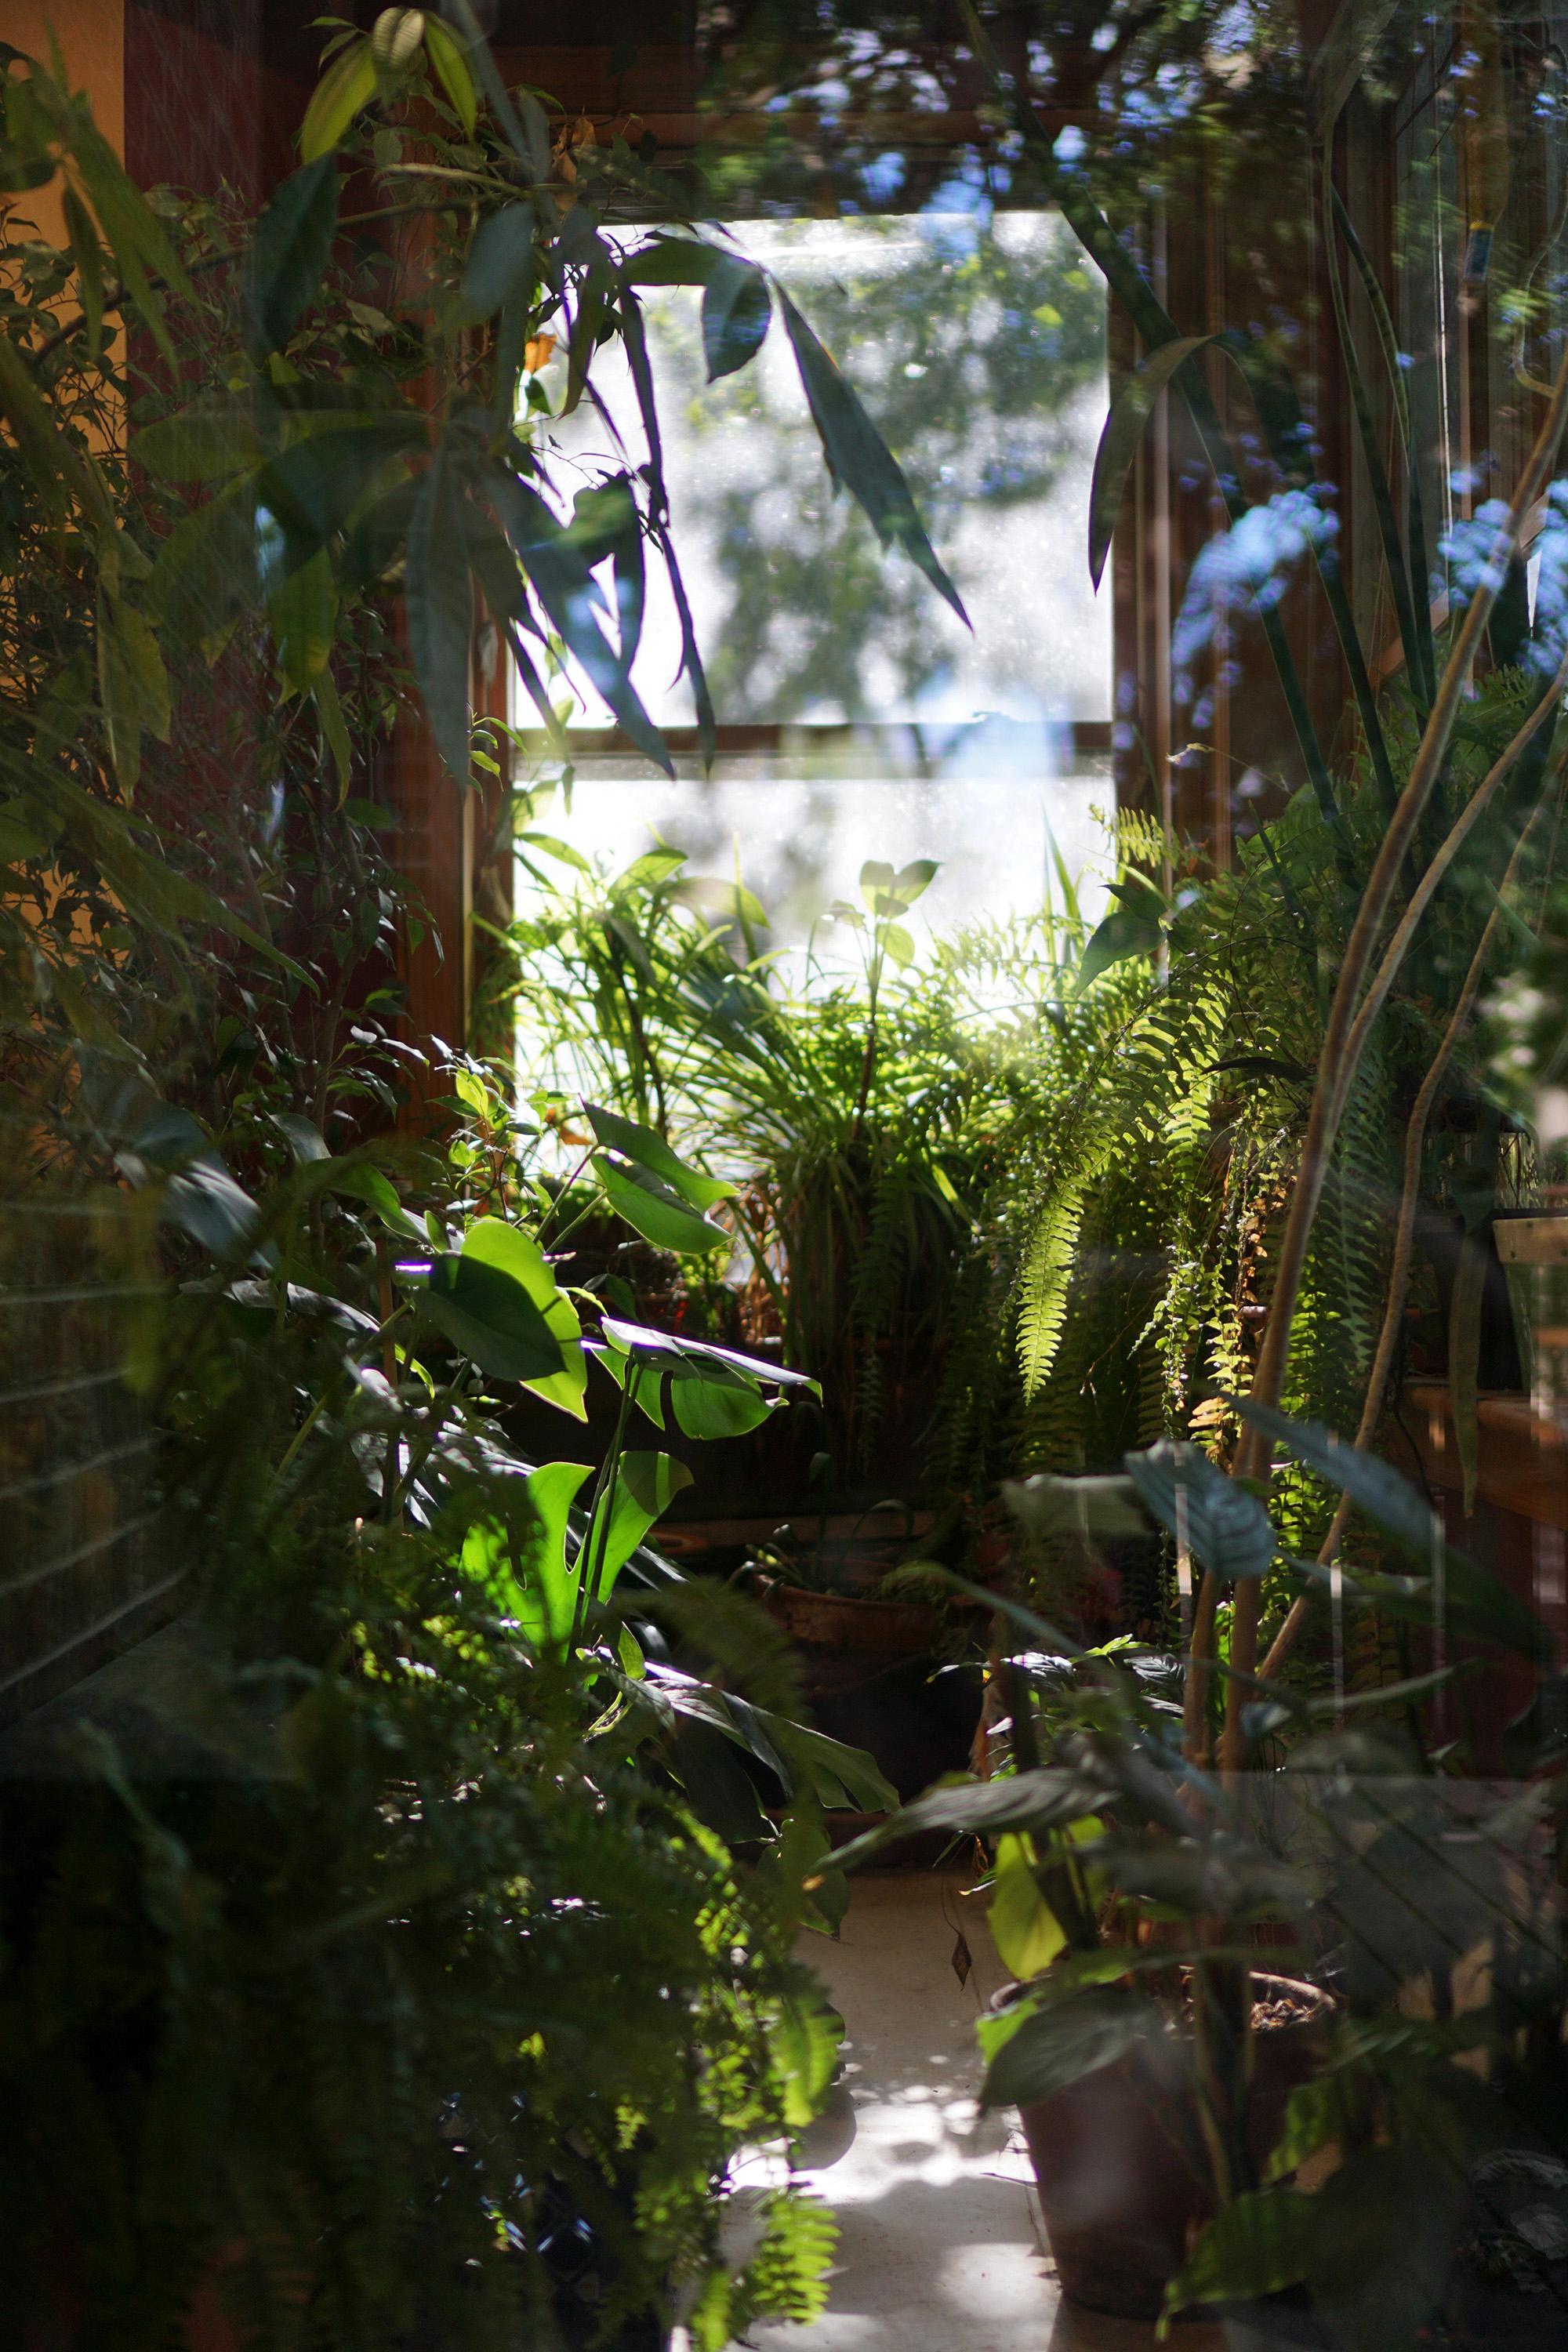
[0,8,981,2338]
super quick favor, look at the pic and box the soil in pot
[1011,1972,1333,2322]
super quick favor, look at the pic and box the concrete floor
[728,1872,1226,2352]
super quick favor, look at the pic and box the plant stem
[1259,775,1563,1681]
[1218,336,1568,1778]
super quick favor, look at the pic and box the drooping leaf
[1076,902,1161,990]
[593,1156,730,1255]
[829,1769,1113,1873]
[1123,1436,1275,1581]
[312,666,354,802]
[620,236,720,287]
[299,34,377,163]
[454,198,535,325]
[581,1450,695,1606]
[460,1218,586,1418]
[583,1102,735,1210]
[485,466,671,775]
[1163,2190,1314,2318]
[242,156,339,359]
[669,1380,774,1440]
[777,289,967,626]
[72,122,194,368]
[1087,337,1208,591]
[423,13,477,136]
[270,1111,330,1163]
[405,441,473,784]
[981,1984,1162,2110]
[96,593,170,795]
[702,255,770,380]
[400,1248,566,1383]
[60,183,104,364]
[145,474,263,650]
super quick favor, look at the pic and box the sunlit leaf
[777,289,967,626]
[423,13,477,135]
[299,34,377,162]
[461,1217,586,1418]
[583,1102,735,1210]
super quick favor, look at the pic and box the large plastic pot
[1012,1974,1331,2321]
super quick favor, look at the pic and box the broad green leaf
[1262,2072,1356,2185]
[462,1461,592,1650]
[406,441,473,784]
[669,1380,774,1440]
[401,1247,566,1382]
[1123,1436,1275,1581]
[583,1102,735,1210]
[461,1217,586,1419]
[981,1984,1161,2111]
[987,1820,1104,1983]
[132,410,267,482]
[829,1768,1112,1873]
[880,922,913,971]
[299,34,377,162]
[328,1160,424,1237]
[1234,1399,1541,1678]
[1076,902,1161,989]
[593,1155,730,1255]
[270,1110,329,1163]
[73,122,193,368]
[702,255,770,380]
[269,544,337,693]
[601,1317,818,1397]
[423,13,477,135]
[777,288,967,626]
[160,1158,269,1263]
[988,1834,1068,1981]
[243,156,339,358]
[454,198,535,325]
[581,1449,695,1606]
[620,236,720,287]
[1163,2190,1314,2320]
[1088,336,1208,591]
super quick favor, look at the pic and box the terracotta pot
[751,1574,943,1653]
[1014,1973,1332,2321]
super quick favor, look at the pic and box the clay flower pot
[1010,1973,1332,2320]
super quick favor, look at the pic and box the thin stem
[1218,336,1568,1779]
[1259,771,1563,1681]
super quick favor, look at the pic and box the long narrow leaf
[777,289,967,626]
[405,441,474,785]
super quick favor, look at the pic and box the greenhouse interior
[5,0,1568,2345]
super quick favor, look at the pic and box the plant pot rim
[748,1572,946,1652]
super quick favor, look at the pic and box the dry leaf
[524,334,557,375]
[950,1929,971,1988]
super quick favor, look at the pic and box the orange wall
[8,1,125,246]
